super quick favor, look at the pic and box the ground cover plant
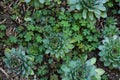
[0,0,120,80]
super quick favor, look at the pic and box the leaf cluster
[3,46,34,78]
[98,35,120,69]
[60,56,104,80]
[68,0,108,20]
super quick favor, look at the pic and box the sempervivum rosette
[43,32,74,58]
[98,35,120,69]
[60,57,104,80]
[4,46,34,78]
[68,0,108,20]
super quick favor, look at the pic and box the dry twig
[0,19,6,24]
[0,67,9,78]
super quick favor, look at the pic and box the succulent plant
[24,0,61,7]
[105,17,117,26]
[60,57,105,80]
[43,32,74,58]
[102,17,119,37]
[115,0,120,2]
[68,0,108,20]
[102,25,120,37]
[3,46,34,78]
[98,35,120,69]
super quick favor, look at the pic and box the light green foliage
[60,56,104,80]
[98,35,120,69]
[3,46,34,78]
[68,0,108,20]
[43,32,74,58]
[70,14,100,52]
[57,11,100,52]
[24,31,34,42]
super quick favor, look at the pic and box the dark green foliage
[102,17,119,37]
[105,17,117,26]
[3,46,34,78]
[37,65,48,76]
[60,56,104,80]
[1,0,120,79]
[24,0,61,7]
[99,35,120,69]
[43,32,74,58]
[107,0,120,14]
[102,25,119,37]
[68,0,107,20]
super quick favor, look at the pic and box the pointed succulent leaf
[95,68,105,75]
[39,0,45,3]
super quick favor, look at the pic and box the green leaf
[36,35,42,43]
[72,25,79,31]
[25,0,31,3]
[0,33,5,38]
[0,25,6,30]
[75,35,83,42]
[112,63,118,68]
[24,17,33,22]
[89,12,94,20]
[9,36,17,43]
[70,38,77,43]
[66,44,74,49]
[76,4,81,10]
[39,0,45,3]
[60,21,70,27]
[99,52,105,56]
[98,46,104,50]
[24,32,34,41]
[30,69,34,75]
[61,65,70,72]
[27,25,35,31]
[104,61,110,66]
[69,0,77,4]
[4,52,11,59]
[101,0,108,3]
[97,5,106,11]
[86,58,96,65]
[95,68,105,75]
[94,9,101,15]
[118,10,120,14]
[73,13,82,20]
[101,12,107,18]
[82,9,87,19]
